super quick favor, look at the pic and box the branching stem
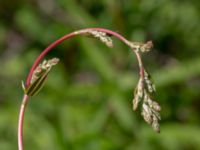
[18,28,148,150]
[26,28,144,86]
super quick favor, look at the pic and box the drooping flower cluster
[79,30,161,132]
[133,70,161,132]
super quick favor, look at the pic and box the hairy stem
[18,94,29,150]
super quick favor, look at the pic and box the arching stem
[18,28,146,150]
[26,28,144,86]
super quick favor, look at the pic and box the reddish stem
[19,28,144,150]
[18,94,29,150]
[26,28,143,86]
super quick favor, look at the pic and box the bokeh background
[1,0,200,149]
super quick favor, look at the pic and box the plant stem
[18,94,29,150]
[19,28,145,150]
[25,28,144,86]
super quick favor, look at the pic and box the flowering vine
[18,28,161,150]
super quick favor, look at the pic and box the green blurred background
[1,0,200,149]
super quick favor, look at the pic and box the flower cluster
[129,41,153,52]
[31,58,59,84]
[86,30,113,48]
[133,70,161,133]
[22,58,59,96]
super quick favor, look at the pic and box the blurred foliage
[1,0,200,149]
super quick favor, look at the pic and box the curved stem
[20,28,145,150]
[18,94,29,150]
[26,28,144,86]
